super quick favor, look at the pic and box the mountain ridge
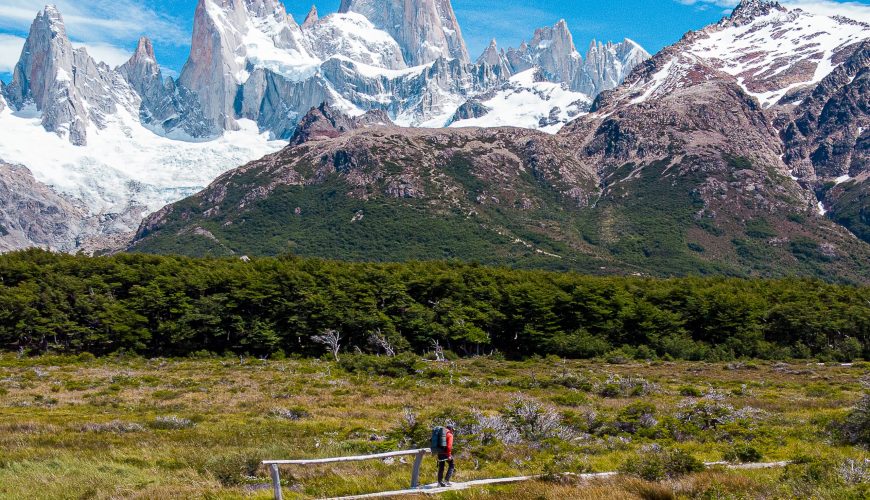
[129,0,870,283]
[0,0,649,253]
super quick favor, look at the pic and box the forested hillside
[1,250,867,361]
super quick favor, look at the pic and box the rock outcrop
[503,21,651,97]
[338,0,470,65]
[5,6,119,145]
[290,103,392,145]
[0,161,87,253]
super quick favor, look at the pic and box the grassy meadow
[0,354,868,499]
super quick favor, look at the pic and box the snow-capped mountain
[450,26,650,132]
[0,0,649,252]
[676,0,869,107]
[338,0,470,66]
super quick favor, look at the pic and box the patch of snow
[449,69,591,133]
[0,102,284,217]
[630,59,677,104]
[835,174,851,185]
[817,200,827,216]
[684,7,870,107]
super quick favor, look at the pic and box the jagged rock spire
[5,4,100,145]
[303,5,318,28]
[339,0,470,65]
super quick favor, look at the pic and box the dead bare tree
[312,329,342,361]
[431,340,446,362]
[368,329,396,357]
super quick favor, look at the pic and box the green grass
[0,355,867,499]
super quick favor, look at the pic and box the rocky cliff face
[118,37,212,138]
[0,161,87,253]
[338,0,470,66]
[503,21,651,97]
[780,42,870,242]
[5,6,120,145]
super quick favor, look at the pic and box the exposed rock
[338,0,470,65]
[179,0,314,134]
[0,161,87,252]
[5,6,120,145]
[290,103,392,145]
[577,39,650,97]
[508,20,580,85]
[782,42,870,179]
[504,21,650,97]
[302,5,318,28]
[118,37,212,138]
[477,39,512,80]
[450,100,491,122]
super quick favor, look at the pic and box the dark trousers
[437,455,455,484]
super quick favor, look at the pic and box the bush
[150,416,195,430]
[836,394,870,447]
[338,353,420,377]
[597,374,657,398]
[81,421,145,433]
[205,453,261,486]
[501,396,573,443]
[675,392,763,432]
[271,406,309,421]
[724,443,762,463]
[679,386,702,397]
[615,402,658,435]
[620,446,705,481]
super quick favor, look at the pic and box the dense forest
[0,250,867,361]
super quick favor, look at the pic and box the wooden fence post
[410,449,426,488]
[269,463,283,500]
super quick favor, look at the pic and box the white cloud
[0,1,189,46]
[73,42,131,68]
[676,0,870,22]
[783,0,870,23]
[0,34,25,73]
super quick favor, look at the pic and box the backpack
[430,426,447,453]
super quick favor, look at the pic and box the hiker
[432,425,455,487]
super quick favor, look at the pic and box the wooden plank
[264,449,431,466]
[327,461,792,499]
[410,450,426,488]
[269,463,283,500]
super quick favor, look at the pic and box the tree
[312,329,342,361]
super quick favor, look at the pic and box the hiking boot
[444,482,453,487]
[438,482,447,487]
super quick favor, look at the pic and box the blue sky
[1,0,869,82]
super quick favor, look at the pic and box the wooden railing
[262,448,431,500]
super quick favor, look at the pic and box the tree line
[0,249,867,361]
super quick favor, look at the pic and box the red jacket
[445,429,454,457]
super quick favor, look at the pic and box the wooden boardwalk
[328,461,791,499]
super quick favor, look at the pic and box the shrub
[150,416,195,430]
[679,386,702,397]
[836,393,870,447]
[837,458,870,485]
[597,374,657,398]
[501,396,573,443]
[271,406,309,421]
[620,446,705,481]
[205,453,261,486]
[724,443,762,463]
[81,421,145,433]
[615,402,658,435]
[338,353,419,377]
[675,392,763,432]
